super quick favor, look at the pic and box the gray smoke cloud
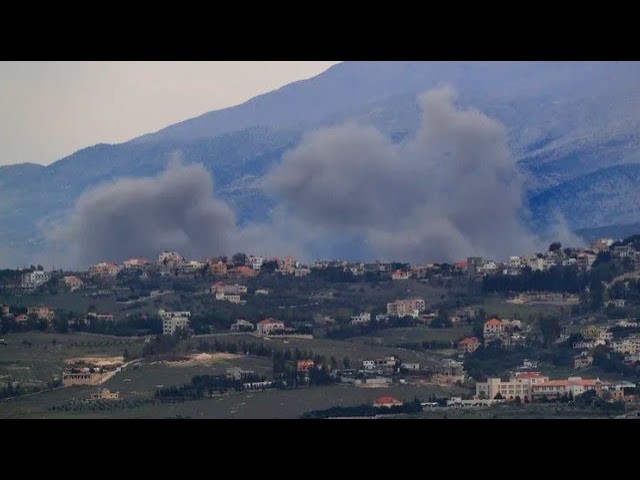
[47,87,581,268]
[49,160,236,267]
[264,86,550,262]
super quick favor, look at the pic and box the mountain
[529,164,640,229]
[2,61,640,266]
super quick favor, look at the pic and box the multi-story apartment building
[386,298,425,318]
[158,309,191,335]
[21,270,51,291]
[475,372,549,401]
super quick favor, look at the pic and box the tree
[342,356,351,369]
[262,260,279,274]
[232,253,247,266]
[538,315,561,347]
[330,356,338,370]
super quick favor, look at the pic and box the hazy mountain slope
[529,164,640,229]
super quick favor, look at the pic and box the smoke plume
[264,87,545,262]
[49,161,236,267]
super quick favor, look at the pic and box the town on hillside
[2,235,640,418]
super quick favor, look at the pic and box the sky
[0,61,339,167]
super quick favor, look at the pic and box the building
[1,304,10,316]
[62,369,105,386]
[122,258,151,270]
[214,291,242,303]
[27,306,55,321]
[230,319,254,332]
[158,309,191,335]
[15,314,27,322]
[432,358,465,383]
[297,360,315,372]
[362,356,399,372]
[577,252,597,271]
[211,282,248,295]
[374,396,403,408]
[86,312,115,322]
[612,335,640,355]
[387,298,425,318]
[21,270,51,291]
[255,289,270,296]
[574,353,594,369]
[210,260,228,276]
[476,372,549,401]
[62,275,84,291]
[228,266,255,278]
[88,262,121,278]
[457,337,480,355]
[226,367,256,381]
[279,256,297,274]
[350,312,371,325]
[90,388,120,400]
[531,376,601,400]
[483,318,504,338]
[605,299,626,308]
[391,270,409,280]
[467,257,484,276]
[256,318,285,336]
[158,251,183,264]
[248,255,264,271]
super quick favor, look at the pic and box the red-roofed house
[88,262,121,278]
[483,318,504,338]
[374,396,403,408]
[391,270,409,280]
[458,337,480,355]
[228,266,255,278]
[454,261,468,270]
[256,318,285,336]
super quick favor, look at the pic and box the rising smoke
[264,86,552,262]
[50,87,577,267]
[49,160,236,267]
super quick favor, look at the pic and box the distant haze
[0,61,338,166]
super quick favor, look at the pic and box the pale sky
[0,61,339,167]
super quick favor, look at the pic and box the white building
[21,270,51,291]
[230,319,255,332]
[211,282,248,295]
[476,372,549,401]
[158,251,183,264]
[158,309,191,335]
[248,255,264,271]
[256,318,285,336]
[350,312,371,325]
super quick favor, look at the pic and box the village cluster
[2,234,640,416]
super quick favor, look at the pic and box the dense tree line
[301,398,423,418]
[482,266,585,293]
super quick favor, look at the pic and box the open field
[0,331,145,387]
[0,381,467,419]
[473,295,571,321]
[200,333,444,367]
[348,326,473,348]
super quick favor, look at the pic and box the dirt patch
[65,356,125,367]
[164,352,243,367]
